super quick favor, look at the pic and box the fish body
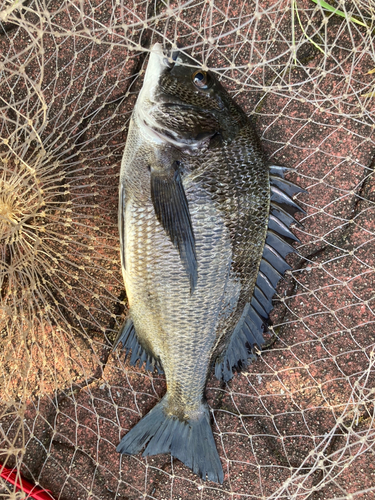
[116,44,304,483]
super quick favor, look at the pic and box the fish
[115,43,305,483]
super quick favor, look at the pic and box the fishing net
[0,0,374,498]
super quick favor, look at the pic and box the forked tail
[117,395,224,483]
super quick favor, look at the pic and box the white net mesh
[0,0,374,498]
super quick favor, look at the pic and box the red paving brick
[1,1,375,499]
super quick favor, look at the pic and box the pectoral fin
[151,161,197,292]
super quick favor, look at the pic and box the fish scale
[115,43,305,483]
[124,149,233,414]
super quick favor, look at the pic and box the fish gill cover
[0,0,374,499]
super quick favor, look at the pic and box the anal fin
[113,318,163,373]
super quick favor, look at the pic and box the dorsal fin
[215,166,305,382]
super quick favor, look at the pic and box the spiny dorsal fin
[150,160,198,293]
[215,166,305,382]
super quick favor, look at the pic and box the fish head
[135,43,246,150]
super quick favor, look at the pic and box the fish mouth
[162,47,180,68]
[135,44,213,149]
[140,43,180,99]
[138,43,195,106]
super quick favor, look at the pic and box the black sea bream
[115,43,304,483]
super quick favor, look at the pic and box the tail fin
[116,396,224,483]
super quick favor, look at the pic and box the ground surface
[0,1,374,499]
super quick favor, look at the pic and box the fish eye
[192,70,210,90]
